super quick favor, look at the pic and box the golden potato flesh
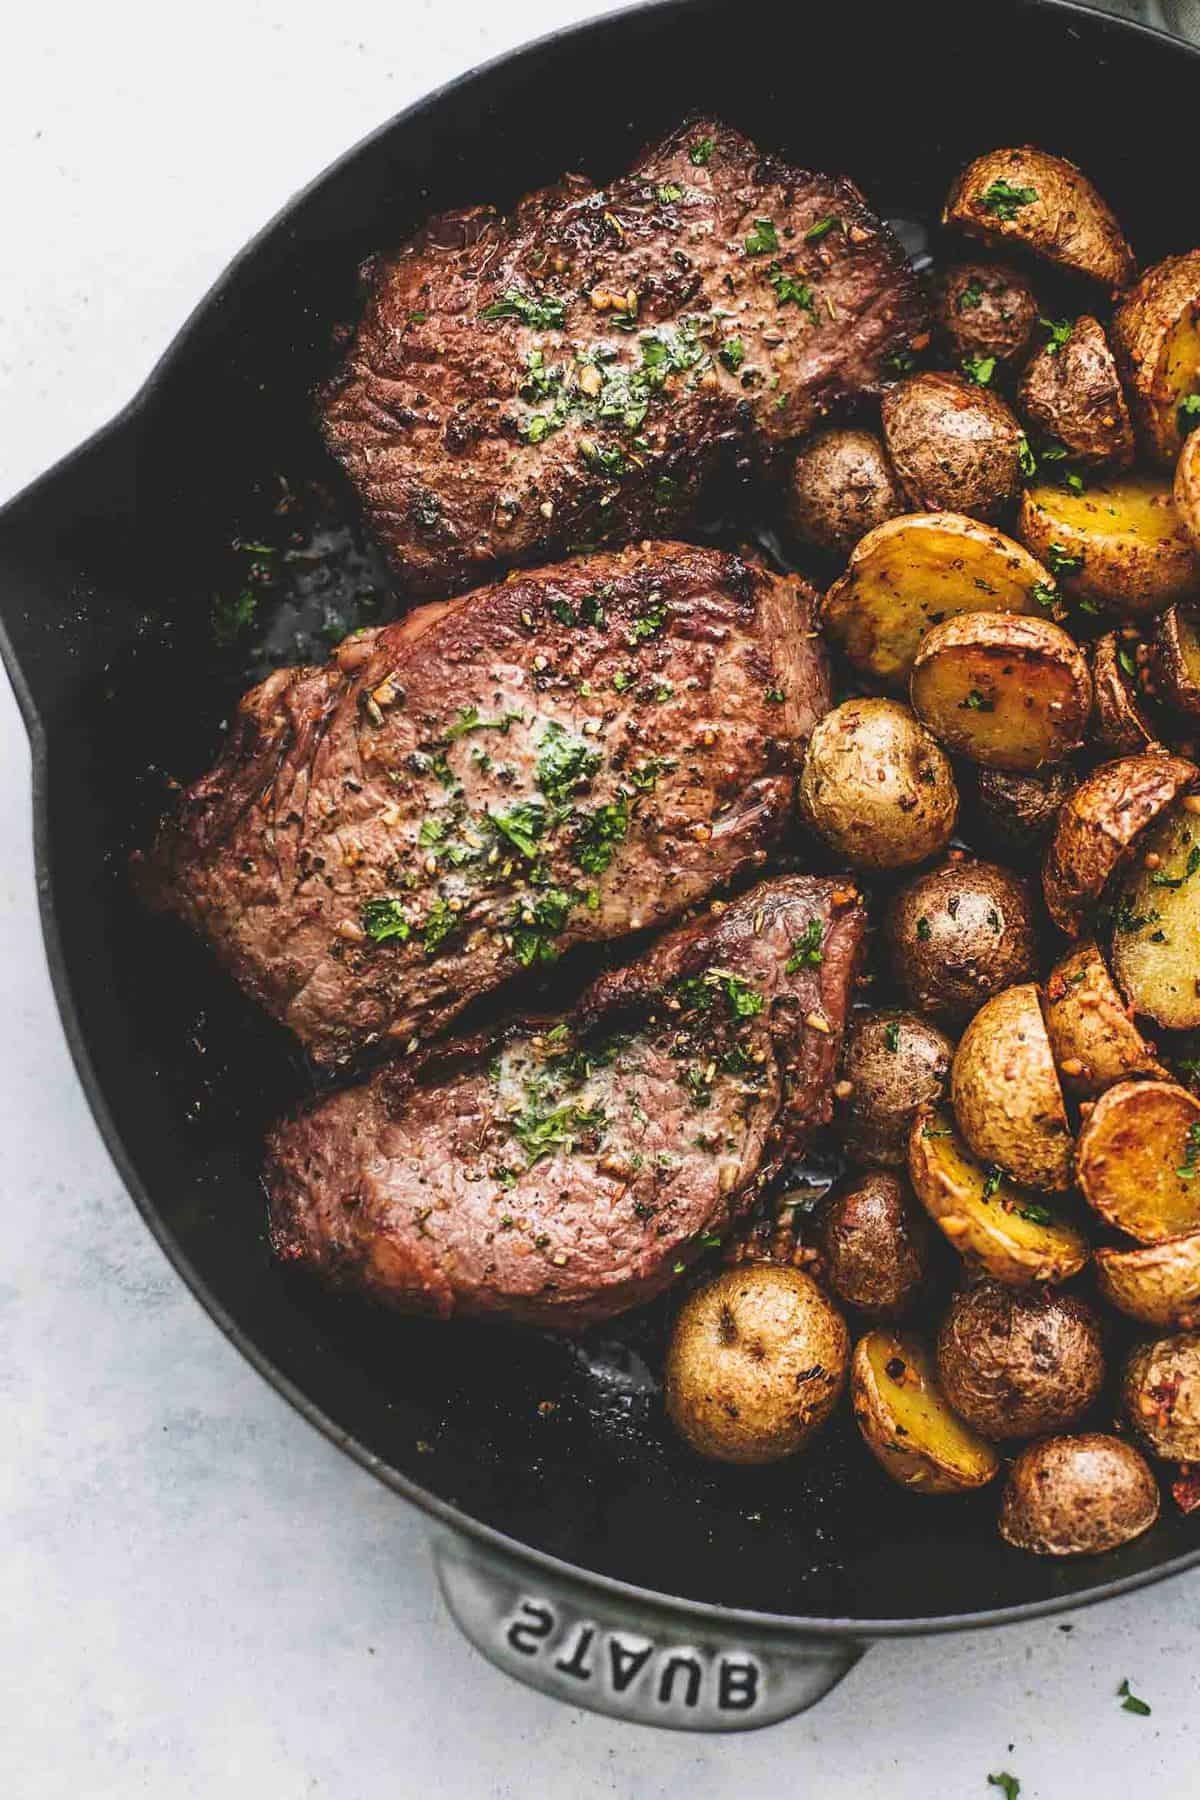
[1112,251,1200,466]
[851,1329,999,1494]
[881,371,1024,522]
[943,146,1134,290]
[1122,1331,1200,1462]
[1176,429,1200,551]
[1042,753,1197,936]
[936,1280,1104,1441]
[1110,797,1200,1031]
[1095,1233,1200,1330]
[999,1434,1160,1557]
[1076,1079,1200,1243]
[910,611,1091,771]
[951,983,1073,1191]
[1017,315,1135,469]
[1041,938,1164,1097]
[664,1265,849,1464]
[798,699,957,870]
[1019,474,1199,616]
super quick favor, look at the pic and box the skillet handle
[431,1532,863,1731]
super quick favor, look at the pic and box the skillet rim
[4,0,1200,1639]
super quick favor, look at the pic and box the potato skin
[1176,429,1200,552]
[951,982,1073,1191]
[1122,1331,1200,1462]
[882,371,1024,522]
[664,1265,849,1464]
[1017,315,1135,469]
[1042,753,1198,935]
[836,1010,954,1168]
[932,261,1039,370]
[1112,251,1200,466]
[1019,474,1199,616]
[1152,603,1200,719]
[943,145,1134,290]
[1076,1079,1200,1244]
[815,1172,931,1317]
[999,1434,1160,1557]
[1090,631,1161,755]
[1041,938,1164,1097]
[786,428,907,557]
[936,1280,1105,1440]
[910,611,1092,771]
[1095,1233,1200,1330]
[972,764,1076,860]
[799,699,957,870]
[851,1329,1000,1494]
[887,859,1038,1024]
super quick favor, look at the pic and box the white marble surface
[4,3,1200,1793]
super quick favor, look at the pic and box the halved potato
[910,611,1091,771]
[943,146,1134,290]
[1019,473,1199,616]
[1095,1232,1200,1328]
[1112,251,1200,465]
[1090,632,1161,756]
[1041,939,1165,1097]
[1152,604,1200,719]
[1042,753,1197,935]
[850,1328,999,1494]
[1176,429,1200,551]
[1017,315,1135,469]
[1110,796,1200,1031]
[1076,1078,1200,1243]
[999,1434,1160,1557]
[821,512,1056,687]
[951,983,1073,1191]
[908,1105,1089,1285]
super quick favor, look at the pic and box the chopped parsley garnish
[764,685,786,704]
[579,439,630,478]
[212,588,257,646]
[417,818,446,849]
[535,722,601,807]
[804,215,838,242]
[1179,393,1200,435]
[656,182,684,204]
[1019,1203,1053,1226]
[987,1776,1021,1800]
[510,1097,606,1165]
[510,887,575,967]
[884,348,917,376]
[1176,1122,1200,1182]
[672,971,764,1019]
[1113,898,1161,934]
[1046,542,1084,579]
[575,798,630,874]
[444,705,523,741]
[744,218,780,256]
[719,336,746,372]
[1040,317,1074,353]
[981,1165,1003,1200]
[884,1020,901,1054]
[962,353,996,386]
[957,278,985,312]
[916,916,932,941]
[361,897,411,944]
[480,288,567,329]
[1031,581,1060,610]
[1151,844,1200,888]
[1018,433,1037,477]
[681,1066,712,1109]
[961,689,994,711]
[783,920,823,974]
[490,800,550,860]
[629,600,667,642]
[1118,1679,1151,1717]
[689,136,715,166]
[421,898,459,956]
[980,179,1038,221]
[768,264,816,315]
[1118,645,1138,678]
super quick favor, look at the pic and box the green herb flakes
[744,218,780,256]
[1118,1678,1152,1717]
[980,180,1038,221]
[689,137,715,167]
[361,897,411,944]
[481,288,567,329]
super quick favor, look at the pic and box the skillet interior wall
[3,0,1198,1621]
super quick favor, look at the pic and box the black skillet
[3,0,1200,1733]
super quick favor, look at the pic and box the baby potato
[786,427,907,557]
[943,145,1134,290]
[999,1434,1160,1557]
[1122,1331,1200,1462]
[851,1328,999,1494]
[1019,472,1199,616]
[908,1105,1089,1287]
[881,371,1024,522]
[910,611,1091,771]
[972,764,1076,860]
[1095,1232,1200,1330]
[936,1279,1105,1440]
[1017,315,1135,469]
[1076,1078,1200,1243]
[1110,796,1200,1031]
[932,261,1040,371]
[1041,938,1164,1097]
[821,512,1055,687]
[1090,631,1161,756]
[1111,250,1200,466]
[1176,428,1200,551]
[1042,753,1197,936]
[1151,604,1200,719]
[836,1009,954,1169]
[664,1265,849,1465]
[887,858,1038,1025]
[815,1171,932,1317]
[951,982,1073,1191]
[798,699,957,870]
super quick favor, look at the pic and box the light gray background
[3,3,1199,1794]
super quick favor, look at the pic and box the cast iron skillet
[4,0,1200,1733]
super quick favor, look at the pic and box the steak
[265,875,865,1328]
[319,116,927,596]
[137,542,830,1065]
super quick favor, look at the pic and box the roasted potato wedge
[815,1171,931,1318]
[1110,795,1200,1031]
[932,261,1039,371]
[1152,604,1200,719]
[1095,1233,1200,1329]
[1176,427,1200,551]
[887,858,1038,1024]
[881,371,1024,522]
[999,1434,1160,1557]
[786,427,907,558]
[851,1328,999,1494]
[836,1010,954,1169]
[937,1280,1105,1440]
[1042,753,1197,935]
[798,698,957,870]
[821,512,1055,687]
[1041,938,1164,1097]
[1090,631,1161,755]
[943,146,1134,290]
[951,983,1074,1191]
[910,611,1091,771]
[1112,250,1200,465]
[908,1106,1089,1286]
[972,764,1076,861]
[1122,1331,1200,1462]
[1017,315,1135,469]
[1019,473,1199,616]
[1076,1078,1200,1243]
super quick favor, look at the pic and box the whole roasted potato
[1090,631,1161,756]
[1176,428,1200,551]
[1041,938,1164,1097]
[1110,795,1200,1031]
[932,261,1039,371]
[1152,604,1200,718]
[951,982,1073,1191]
[786,428,907,557]
[936,1280,1104,1440]
[798,699,957,870]
[910,611,1092,771]
[999,1434,1160,1557]
[1111,250,1200,466]
[1042,753,1198,935]
[664,1265,849,1464]
[886,858,1038,1024]
[881,371,1024,522]
[1017,316,1135,469]
[1076,1078,1200,1243]
[943,145,1135,290]
[1096,1232,1200,1330]
[815,1171,932,1317]
[972,764,1076,860]
[851,1328,999,1494]
[1020,472,1199,616]
[1122,1331,1200,1462]
[836,1009,954,1168]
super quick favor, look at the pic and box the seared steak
[266,875,865,1327]
[138,542,830,1065]
[320,116,927,595]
